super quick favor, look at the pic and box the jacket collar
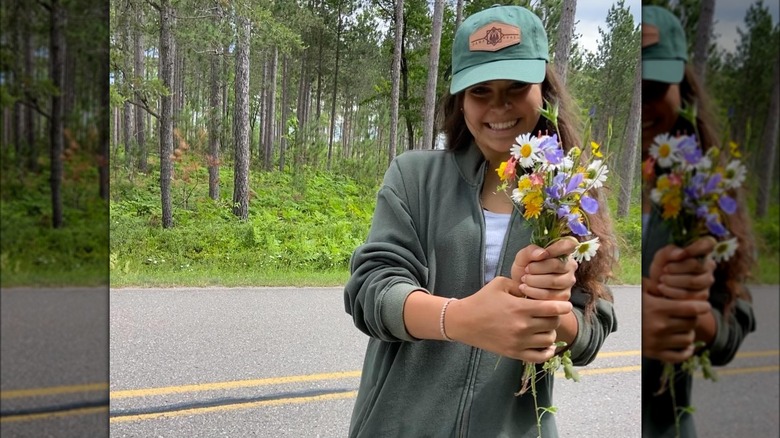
[453,143,487,187]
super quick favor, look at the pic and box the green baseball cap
[450,5,548,94]
[642,5,688,84]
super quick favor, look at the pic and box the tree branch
[147,0,160,12]
[20,92,52,120]
[127,97,160,120]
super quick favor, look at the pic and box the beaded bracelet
[440,298,458,342]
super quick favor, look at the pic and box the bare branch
[127,98,160,120]
[147,0,160,12]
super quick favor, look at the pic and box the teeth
[489,120,518,130]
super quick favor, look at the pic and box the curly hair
[437,64,618,316]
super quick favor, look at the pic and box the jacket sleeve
[707,286,756,366]
[344,159,430,342]
[567,286,618,366]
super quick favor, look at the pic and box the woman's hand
[511,237,578,302]
[642,288,712,363]
[446,276,572,363]
[647,237,716,302]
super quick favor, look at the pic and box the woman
[344,5,618,437]
[640,5,756,437]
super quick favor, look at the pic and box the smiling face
[462,80,543,163]
[642,80,681,158]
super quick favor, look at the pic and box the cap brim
[642,59,684,84]
[450,59,546,94]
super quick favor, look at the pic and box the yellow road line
[109,390,358,423]
[598,350,641,358]
[111,370,362,399]
[0,406,108,424]
[1,383,108,399]
[735,350,779,358]
[702,365,780,377]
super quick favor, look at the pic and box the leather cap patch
[642,24,659,47]
[469,22,521,52]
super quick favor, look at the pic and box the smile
[487,119,519,130]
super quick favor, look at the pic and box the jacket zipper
[456,162,488,438]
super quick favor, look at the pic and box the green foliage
[0,168,109,287]
[110,164,378,285]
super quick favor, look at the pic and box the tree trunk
[327,1,343,169]
[159,0,174,228]
[421,0,444,150]
[401,25,414,151]
[279,55,289,172]
[123,5,134,167]
[208,50,221,200]
[264,46,278,171]
[756,56,779,218]
[99,0,110,200]
[693,0,715,83]
[617,57,641,218]
[135,16,147,172]
[553,0,577,84]
[25,24,36,172]
[455,0,464,29]
[296,48,308,161]
[232,16,251,220]
[49,0,65,228]
[389,0,404,165]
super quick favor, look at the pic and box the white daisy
[571,236,600,263]
[511,133,542,168]
[583,159,609,189]
[649,134,681,168]
[511,188,524,204]
[711,237,738,263]
[722,160,747,189]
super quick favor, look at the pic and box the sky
[574,0,780,55]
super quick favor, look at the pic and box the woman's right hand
[445,276,572,363]
[641,284,711,363]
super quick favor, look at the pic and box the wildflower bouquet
[494,100,610,437]
[642,106,746,438]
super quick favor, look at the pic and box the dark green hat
[450,5,548,94]
[642,5,688,84]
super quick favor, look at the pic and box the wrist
[444,298,467,343]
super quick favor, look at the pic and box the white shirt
[483,209,512,284]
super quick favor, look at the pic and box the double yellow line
[2,349,777,424]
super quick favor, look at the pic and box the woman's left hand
[511,237,578,302]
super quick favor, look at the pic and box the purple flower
[705,174,722,194]
[705,213,728,237]
[678,135,702,166]
[580,195,599,214]
[539,135,563,165]
[567,213,589,236]
[557,204,571,219]
[566,173,584,195]
[718,194,737,215]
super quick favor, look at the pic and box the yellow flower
[497,162,508,181]
[518,175,533,191]
[656,174,671,191]
[729,141,742,158]
[590,141,603,158]
[660,188,681,219]
[523,191,544,219]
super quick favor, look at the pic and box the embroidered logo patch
[642,24,660,47]
[469,22,521,52]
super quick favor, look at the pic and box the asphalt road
[2,285,776,437]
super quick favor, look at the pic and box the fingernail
[671,248,685,258]
[521,275,527,283]
[532,249,546,258]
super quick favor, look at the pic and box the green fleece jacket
[344,145,618,438]
[641,211,756,437]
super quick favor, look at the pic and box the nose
[491,91,511,109]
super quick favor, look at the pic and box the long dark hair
[437,64,618,314]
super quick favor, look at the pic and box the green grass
[110,269,350,288]
[1,165,109,288]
